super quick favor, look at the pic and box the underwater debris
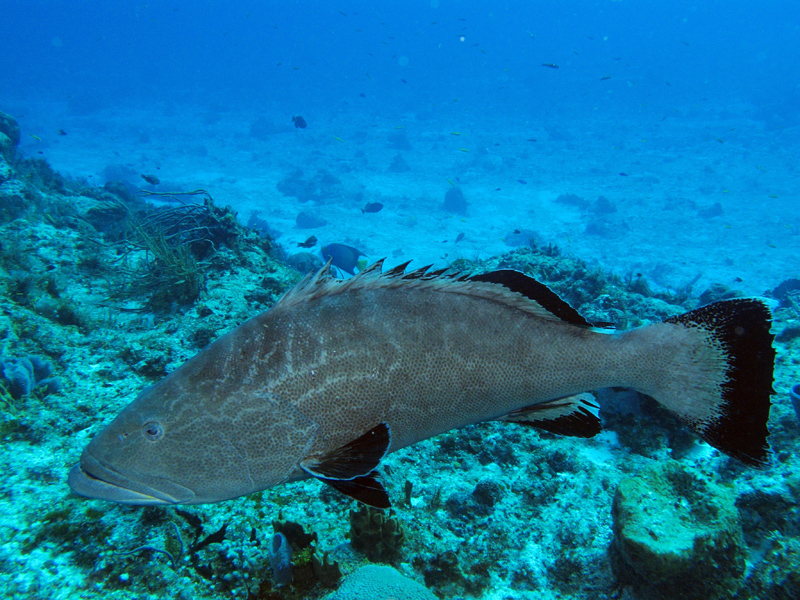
[292,115,307,129]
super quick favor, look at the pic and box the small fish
[334,136,344,143]
[30,134,42,141]
[68,262,775,509]
[292,115,307,129]
[455,232,465,243]
[321,243,366,275]
[541,63,559,69]
[526,138,537,142]
[619,172,628,177]
[600,76,612,81]
[297,236,317,248]
[361,202,384,214]
[450,132,461,136]
[458,148,469,152]
[141,174,160,185]
[58,129,67,136]
[517,179,527,184]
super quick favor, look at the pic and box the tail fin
[659,298,775,465]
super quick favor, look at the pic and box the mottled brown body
[68,262,774,506]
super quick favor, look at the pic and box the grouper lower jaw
[68,454,195,505]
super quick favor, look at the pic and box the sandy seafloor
[13,97,799,297]
[1,96,800,600]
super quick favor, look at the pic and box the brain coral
[327,565,436,600]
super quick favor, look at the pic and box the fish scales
[68,261,775,507]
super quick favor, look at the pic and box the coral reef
[0,149,797,600]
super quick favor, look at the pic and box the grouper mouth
[68,453,195,505]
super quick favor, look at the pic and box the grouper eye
[142,422,164,441]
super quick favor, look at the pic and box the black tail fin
[662,298,775,465]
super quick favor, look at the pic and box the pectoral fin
[499,393,601,438]
[301,422,392,508]
[322,470,391,509]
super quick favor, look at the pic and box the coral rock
[0,111,21,160]
[611,460,745,599]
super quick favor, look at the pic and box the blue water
[5,1,799,117]
[2,1,800,599]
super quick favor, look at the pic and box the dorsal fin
[351,258,385,279]
[274,260,591,326]
[385,261,412,277]
[403,265,434,280]
[470,270,592,327]
[422,267,449,280]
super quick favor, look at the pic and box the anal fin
[498,393,601,438]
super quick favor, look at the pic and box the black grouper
[68,261,775,508]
